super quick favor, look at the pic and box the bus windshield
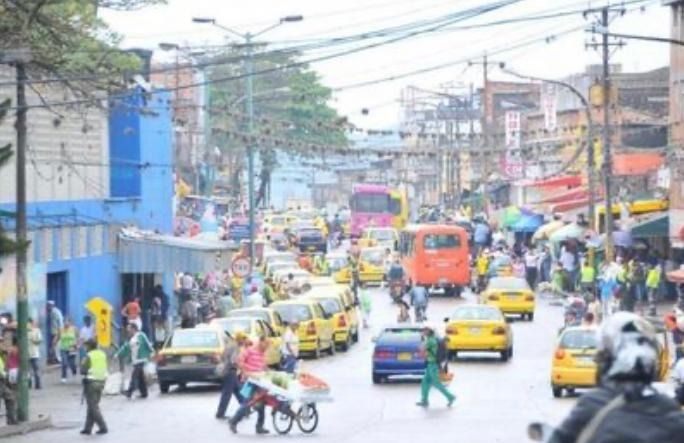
[351,194,390,213]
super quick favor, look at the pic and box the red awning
[524,175,582,188]
[539,187,590,204]
[549,197,590,214]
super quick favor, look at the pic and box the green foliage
[0,98,17,257]
[0,0,165,90]
[207,47,347,200]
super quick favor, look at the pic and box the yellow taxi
[270,299,335,358]
[551,326,598,398]
[444,304,513,362]
[358,227,398,251]
[481,276,535,321]
[304,290,355,351]
[156,326,226,394]
[209,317,282,367]
[358,247,386,284]
[326,253,350,284]
[262,213,298,234]
[225,307,285,335]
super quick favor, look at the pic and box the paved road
[15,287,577,443]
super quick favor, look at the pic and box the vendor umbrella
[501,206,522,228]
[532,220,565,241]
[549,223,587,244]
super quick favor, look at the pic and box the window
[318,298,342,315]
[423,234,460,250]
[91,225,103,256]
[351,194,390,213]
[560,330,597,350]
[60,226,71,260]
[389,196,402,215]
[313,304,325,319]
[273,305,313,323]
[451,307,502,321]
[41,228,53,263]
[170,330,220,349]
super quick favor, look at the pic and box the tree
[207,47,347,205]
[0,98,20,257]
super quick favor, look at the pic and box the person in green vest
[59,317,79,383]
[262,278,276,305]
[416,325,455,408]
[80,340,108,435]
[646,263,662,316]
[579,259,596,299]
[0,352,17,425]
[115,323,154,399]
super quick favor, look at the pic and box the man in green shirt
[417,326,455,408]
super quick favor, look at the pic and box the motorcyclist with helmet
[543,312,684,443]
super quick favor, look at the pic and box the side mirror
[443,317,449,323]
[371,335,378,343]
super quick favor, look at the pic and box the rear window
[227,311,269,323]
[370,230,395,241]
[423,234,460,250]
[451,307,502,321]
[361,249,384,264]
[378,328,422,343]
[213,319,253,336]
[317,298,342,315]
[488,277,530,291]
[560,330,597,349]
[273,304,313,323]
[170,330,220,349]
[327,257,347,270]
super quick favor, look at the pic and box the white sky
[102,0,671,128]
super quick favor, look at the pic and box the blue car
[372,325,426,384]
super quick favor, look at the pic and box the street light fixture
[193,15,303,271]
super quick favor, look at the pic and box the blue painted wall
[0,88,174,329]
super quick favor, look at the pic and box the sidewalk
[0,364,90,438]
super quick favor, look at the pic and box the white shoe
[61,378,67,383]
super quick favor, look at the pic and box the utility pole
[14,56,30,422]
[468,55,493,216]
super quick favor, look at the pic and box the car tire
[340,336,351,352]
[352,329,359,343]
[328,340,336,356]
[313,341,322,359]
[528,313,535,322]
[159,381,170,394]
[508,346,514,358]
[552,386,563,398]
[449,351,458,361]
[372,373,382,384]
[500,350,510,362]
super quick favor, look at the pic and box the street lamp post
[500,64,597,232]
[193,15,303,271]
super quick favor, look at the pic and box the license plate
[180,356,197,364]
[308,246,316,251]
[397,352,412,361]
[469,327,481,335]
[507,295,518,301]
[575,356,594,366]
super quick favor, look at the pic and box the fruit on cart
[298,372,329,391]
[268,371,292,390]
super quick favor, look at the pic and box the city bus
[349,184,393,237]
[399,224,470,297]
[389,189,409,231]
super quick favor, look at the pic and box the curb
[0,415,51,439]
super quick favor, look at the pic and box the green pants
[420,362,454,404]
[83,380,107,432]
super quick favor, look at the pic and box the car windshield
[423,234,460,250]
[299,228,321,236]
[560,330,598,349]
[451,307,502,321]
[317,298,342,315]
[270,216,286,225]
[227,310,269,323]
[488,277,530,291]
[378,327,422,342]
[361,249,384,264]
[273,304,313,323]
[170,330,220,349]
[369,230,394,241]
[212,319,253,336]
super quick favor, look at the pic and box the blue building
[0,85,174,346]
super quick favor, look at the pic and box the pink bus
[350,184,393,237]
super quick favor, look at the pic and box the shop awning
[117,229,237,273]
[630,213,669,239]
[537,187,589,204]
[523,175,582,188]
[613,152,664,176]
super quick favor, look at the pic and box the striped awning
[117,232,236,273]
